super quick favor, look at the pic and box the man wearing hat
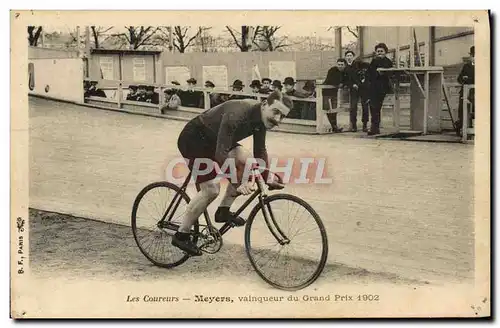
[85,80,107,98]
[271,80,283,92]
[456,45,475,136]
[259,78,272,94]
[229,79,247,100]
[135,85,148,102]
[250,80,262,93]
[145,85,159,105]
[283,77,307,119]
[161,88,182,113]
[205,80,215,90]
[126,85,138,101]
[301,80,317,120]
[180,77,204,108]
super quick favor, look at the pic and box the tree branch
[346,26,358,38]
[225,26,243,50]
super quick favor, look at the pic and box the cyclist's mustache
[268,119,279,126]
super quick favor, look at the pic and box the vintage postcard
[10,10,490,318]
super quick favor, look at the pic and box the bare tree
[90,26,114,49]
[255,26,290,51]
[28,26,43,46]
[328,26,359,39]
[172,26,210,53]
[225,26,261,52]
[111,26,160,50]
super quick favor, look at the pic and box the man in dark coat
[283,77,307,119]
[145,85,160,105]
[367,43,393,135]
[322,58,348,132]
[126,85,138,101]
[344,50,366,132]
[456,45,475,135]
[180,78,204,108]
[85,80,107,98]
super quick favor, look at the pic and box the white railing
[84,79,351,134]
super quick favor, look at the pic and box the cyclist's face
[262,100,289,129]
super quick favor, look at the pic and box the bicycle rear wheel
[131,181,199,268]
[244,194,328,291]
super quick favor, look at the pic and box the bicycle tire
[131,181,199,268]
[244,193,328,291]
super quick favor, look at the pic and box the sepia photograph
[10,10,490,319]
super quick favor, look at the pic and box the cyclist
[172,90,291,256]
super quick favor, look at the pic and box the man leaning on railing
[456,46,475,137]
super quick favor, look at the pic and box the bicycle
[131,167,329,291]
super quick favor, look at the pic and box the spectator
[250,80,262,93]
[301,80,317,120]
[356,62,372,132]
[271,80,283,92]
[161,88,182,113]
[456,45,475,136]
[205,81,219,107]
[85,80,107,98]
[126,85,138,101]
[367,43,393,135]
[145,85,159,105]
[135,85,148,102]
[283,77,307,119]
[322,58,348,133]
[344,50,366,132]
[259,78,272,94]
[180,78,204,108]
[229,79,247,100]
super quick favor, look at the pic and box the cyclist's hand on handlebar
[266,173,285,190]
[267,180,285,190]
[237,174,257,195]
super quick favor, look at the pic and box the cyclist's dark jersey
[197,99,269,167]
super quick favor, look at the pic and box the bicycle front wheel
[244,194,328,291]
[131,181,198,268]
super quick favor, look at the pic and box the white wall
[29,58,84,103]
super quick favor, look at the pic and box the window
[99,57,114,80]
[133,58,146,81]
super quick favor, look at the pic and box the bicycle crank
[198,226,223,254]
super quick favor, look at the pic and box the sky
[42,25,357,44]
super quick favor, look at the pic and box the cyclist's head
[261,90,293,129]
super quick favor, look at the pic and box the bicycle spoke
[132,182,195,268]
[246,195,328,290]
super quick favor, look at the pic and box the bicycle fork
[255,176,290,246]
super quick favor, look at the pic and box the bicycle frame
[158,169,290,244]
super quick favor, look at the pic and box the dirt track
[28,97,475,285]
[29,209,427,288]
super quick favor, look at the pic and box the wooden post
[396,27,401,68]
[423,72,429,134]
[357,26,364,58]
[204,90,210,110]
[429,27,436,66]
[117,82,122,109]
[409,27,415,68]
[315,84,325,134]
[159,86,165,112]
[393,73,400,131]
[335,28,342,58]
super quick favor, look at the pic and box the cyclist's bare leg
[215,146,251,225]
[178,179,220,233]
